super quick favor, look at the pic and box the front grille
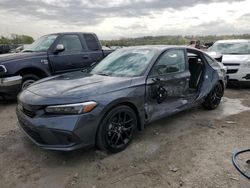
[0,67,4,74]
[19,121,46,144]
[23,108,36,118]
[227,69,238,74]
[0,65,6,74]
[18,102,44,118]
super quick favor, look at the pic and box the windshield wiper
[96,73,110,76]
[22,50,34,52]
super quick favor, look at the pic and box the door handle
[81,56,89,59]
[152,78,160,82]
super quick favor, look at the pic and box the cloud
[0,0,245,26]
[239,13,250,20]
[115,22,147,30]
[0,0,249,39]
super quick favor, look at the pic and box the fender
[98,97,145,130]
[16,66,51,78]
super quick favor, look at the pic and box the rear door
[83,34,105,64]
[188,49,220,101]
[49,34,90,73]
[145,49,190,122]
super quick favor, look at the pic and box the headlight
[45,101,98,115]
[242,60,250,68]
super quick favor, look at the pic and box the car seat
[188,57,203,89]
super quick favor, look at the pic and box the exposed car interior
[187,50,205,91]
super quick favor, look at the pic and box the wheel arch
[95,99,145,145]
[16,67,50,78]
[101,99,144,130]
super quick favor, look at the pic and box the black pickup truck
[0,32,113,99]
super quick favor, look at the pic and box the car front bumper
[16,106,100,151]
[0,75,22,98]
[226,66,250,83]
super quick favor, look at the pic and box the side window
[151,50,186,76]
[84,34,99,51]
[57,35,82,52]
[204,54,220,68]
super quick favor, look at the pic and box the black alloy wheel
[203,82,224,110]
[97,105,137,153]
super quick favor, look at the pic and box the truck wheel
[96,105,137,153]
[202,82,224,110]
[21,74,40,90]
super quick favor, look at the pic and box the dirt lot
[0,89,250,188]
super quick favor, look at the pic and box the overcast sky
[0,0,250,39]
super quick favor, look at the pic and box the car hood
[222,54,250,64]
[0,52,47,64]
[26,71,133,99]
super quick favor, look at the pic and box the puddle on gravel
[217,97,250,118]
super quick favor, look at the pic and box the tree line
[0,35,34,44]
[101,34,250,46]
[2,33,250,46]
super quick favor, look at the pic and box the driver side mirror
[54,44,65,53]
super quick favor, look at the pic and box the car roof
[215,39,250,43]
[121,45,200,53]
[45,32,96,36]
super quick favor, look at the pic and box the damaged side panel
[143,48,221,124]
[145,71,190,122]
[196,62,220,101]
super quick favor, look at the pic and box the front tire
[21,74,40,90]
[96,105,137,153]
[202,82,224,110]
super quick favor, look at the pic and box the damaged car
[16,46,226,153]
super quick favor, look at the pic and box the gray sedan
[16,46,226,153]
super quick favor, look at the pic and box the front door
[145,49,190,122]
[49,34,91,73]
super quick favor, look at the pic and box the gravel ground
[0,88,250,188]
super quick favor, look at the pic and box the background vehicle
[208,39,250,85]
[17,46,226,153]
[0,32,114,99]
[0,44,10,54]
[10,44,29,53]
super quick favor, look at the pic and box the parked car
[0,32,113,99]
[208,39,250,85]
[0,44,10,54]
[10,44,29,53]
[16,46,226,153]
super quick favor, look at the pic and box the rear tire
[202,82,224,110]
[21,74,40,90]
[96,105,137,153]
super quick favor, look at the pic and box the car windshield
[209,42,250,54]
[91,49,157,77]
[23,35,58,52]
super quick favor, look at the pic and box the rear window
[84,34,99,51]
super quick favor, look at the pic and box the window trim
[148,49,187,77]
